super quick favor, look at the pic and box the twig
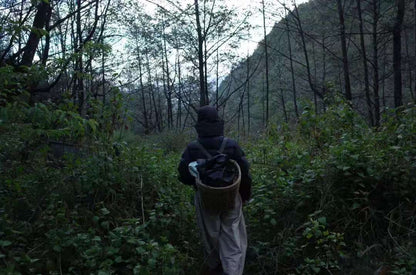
[140,175,145,224]
[387,227,411,257]
[59,253,63,275]
[384,213,416,233]
[358,243,382,257]
[325,267,334,275]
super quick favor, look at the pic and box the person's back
[178,106,252,275]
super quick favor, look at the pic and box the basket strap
[219,137,228,154]
[195,141,212,158]
[195,137,227,158]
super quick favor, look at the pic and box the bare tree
[372,0,381,126]
[246,50,251,134]
[336,0,352,101]
[393,0,405,107]
[291,3,321,110]
[262,0,270,127]
[414,0,416,101]
[284,10,298,118]
[356,0,374,125]
[194,0,206,106]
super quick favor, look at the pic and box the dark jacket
[178,106,252,202]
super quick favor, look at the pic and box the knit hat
[195,106,224,137]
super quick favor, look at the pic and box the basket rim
[195,159,241,191]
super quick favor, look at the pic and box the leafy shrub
[0,101,200,273]
[1,95,415,274]
[244,101,416,274]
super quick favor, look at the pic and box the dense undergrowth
[1,96,416,274]
[244,101,416,274]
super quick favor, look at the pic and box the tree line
[1,0,252,135]
[1,0,415,135]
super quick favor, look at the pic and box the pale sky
[226,0,309,55]
[140,0,309,55]
[112,0,309,80]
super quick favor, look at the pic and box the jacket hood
[195,106,224,137]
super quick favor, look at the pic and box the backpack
[194,138,238,188]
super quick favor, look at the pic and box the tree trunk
[102,37,106,107]
[336,0,352,101]
[194,0,207,106]
[262,74,265,126]
[414,0,416,101]
[322,36,327,112]
[312,42,318,113]
[146,50,159,131]
[76,0,84,115]
[155,73,162,131]
[177,52,182,129]
[372,0,381,126]
[357,0,374,126]
[285,14,298,118]
[162,20,173,128]
[41,6,52,66]
[404,29,414,102]
[138,51,149,134]
[21,1,51,66]
[237,88,245,138]
[204,37,209,104]
[246,52,251,134]
[382,54,387,109]
[17,0,25,59]
[293,4,321,104]
[262,0,270,127]
[216,48,219,108]
[281,89,288,123]
[393,0,405,107]
[241,96,245,137]
[162,56,170,127]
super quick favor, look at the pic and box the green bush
[1,96,415,274]
[0,102,199,273]
[244,101,416,274]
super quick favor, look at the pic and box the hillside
[221,0,416,129]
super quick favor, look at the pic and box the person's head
[195,105,224,137]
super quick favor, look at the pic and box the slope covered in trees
[221,0,416,131]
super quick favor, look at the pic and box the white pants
[195,192,247,275]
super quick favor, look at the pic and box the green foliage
[0,99,198,273]
[294,216,346,274]
[245,100,416,274]
[1,96,415,273]
[42,221,182,274]
[0,65,32,104]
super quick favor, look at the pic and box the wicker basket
[195,160,241,212]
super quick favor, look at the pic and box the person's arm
[178,146,196,186]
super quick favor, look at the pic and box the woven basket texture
[196,160,241,212]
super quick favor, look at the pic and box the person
[178,105,252,275]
